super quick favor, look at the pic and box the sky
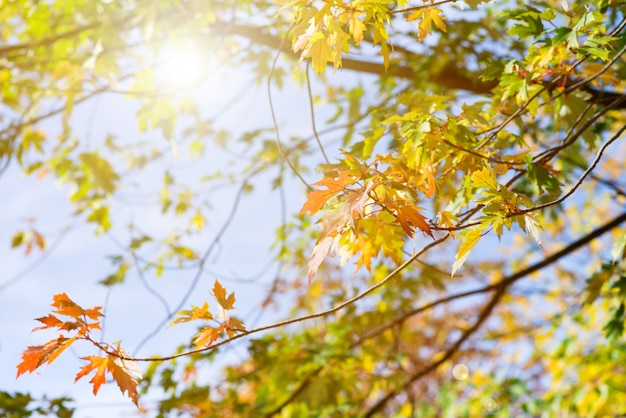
[0,47,340,417]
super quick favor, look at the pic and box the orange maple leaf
[75,351,142,406]
[396,205,433,238]
[300,171,353,215]
[31,314,64,332]
[193,326,220,347]
[75,356,109,395]
[52,293,86,318]
[16,336,77,377]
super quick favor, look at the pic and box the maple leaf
[396,205,433,238]
[300,171,352,215]
[304,32,334,74]
[307,234,340,284]
[408,8,447,41]
[169,301,213,326]
[31,314,64,332]
[83,306,104,321]
[213,279,236,310]
[193,326,220,347]
[471,166,498,191]
[52,293,85,318]
[451,228,483,276]
[17,336,77,376]
[75,350,142,406]
[75,356,109,395]
[348,13,366,44]
[109,348,142,406]
[436,211,459,238]
[293,17,316,53]
[225,316,247,338]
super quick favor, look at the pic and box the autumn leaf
[17,336,77,377]
[226,316,247,338]
[348,13,366,44]
[437,211,459,238]
[524,214,543,247]
[52,293,87,318]
[396,205,433,238]
[307,234,340,284]
[11,231,25,248]
[193,326,220,347]
[75,356,109,395]
[31,314,64,332]
[169,301,213,326]
[408,8,447,41]
[75,351,142,406]
[109,348,142,406]
[300,171,353,215]
[304,32,334,74]
[451,228,483,276]
[470,166,498,191]
[213,280,236,310]
[32,228,45,251]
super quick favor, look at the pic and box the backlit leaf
[300,171,353,215]
[451,228,483,276]
[408,8,447,41]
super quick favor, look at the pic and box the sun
[156,43,205,90]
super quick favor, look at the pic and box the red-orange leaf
[52,293,85,318]
[75,356,108,395]
[16,335,77,377]
[396,205,433,238]
[83,306,104,321]
[75,350,142,406]
[300,171,352,215]
[32,314,64,332]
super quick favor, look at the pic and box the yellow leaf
[470,166,498,190]
[348,14,366,44]
[451,228,483,276]
[409,8,447,42]
[305,32,333,74]
[437,210,459,238]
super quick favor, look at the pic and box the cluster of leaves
[15,294,142,405]
[16,281,246,406]
[300,152,433,281]
[168,280,247,348]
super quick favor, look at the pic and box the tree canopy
[3,0,626,416]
